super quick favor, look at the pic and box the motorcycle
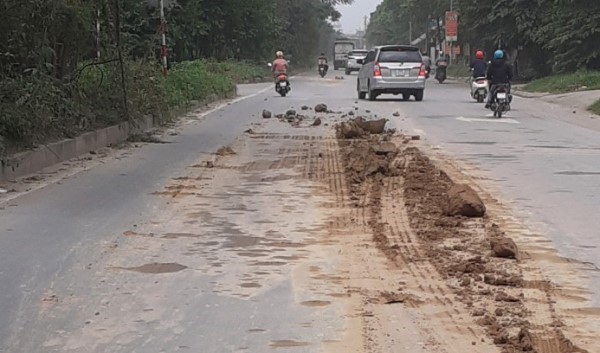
[435,61,447,83]
[274,73,291,97]
[470,76,488,103]
[489,83,511,118]
[318,63,328,78]
[267,63,291,97]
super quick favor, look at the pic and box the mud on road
[15,105,599,353]
[334,118,597,352]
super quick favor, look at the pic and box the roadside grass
[0,59,269,153]
[523,71,600,93]
[165,60,270,110]
[590,99,600,115]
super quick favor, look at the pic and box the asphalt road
[1,71,599,352]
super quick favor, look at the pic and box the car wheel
[402,93,410,101]
[357,80,366,100]
[345,69,351,75]
[368,82,377,101]
[414,89,424,102]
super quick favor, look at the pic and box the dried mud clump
[490,236,519,259]
[216,146,236,156]
[314,103,328,113]
[336,117,390,139]
[443,183,486,217]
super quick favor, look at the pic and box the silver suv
[346,49,369,75]
[357,45,427,101]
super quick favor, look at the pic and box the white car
[345,49,369,75]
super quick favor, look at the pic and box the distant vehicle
[357,45,427,102]
[346,49,369,75]
[333,40,355,70]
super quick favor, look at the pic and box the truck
[333,39,356,71]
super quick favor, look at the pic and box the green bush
[590,99,600,115]
[523,71,600,93]
[0,59,267,153]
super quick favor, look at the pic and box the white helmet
[276,51,284,58]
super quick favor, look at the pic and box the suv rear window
[350,51,368,56]
[378,47,422,63]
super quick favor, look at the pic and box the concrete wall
[1,115,154,182]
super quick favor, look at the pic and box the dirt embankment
[335,120,588,353]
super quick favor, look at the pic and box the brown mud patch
[112,262,188,274]
[335,126,589,353]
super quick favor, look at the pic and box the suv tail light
[374,63,382,77]
[418,64,426,78]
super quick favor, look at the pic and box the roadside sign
[444,43,461,55]
[445,11,458,42]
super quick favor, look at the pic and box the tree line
[366,0,600,77]
[0,0,351,151]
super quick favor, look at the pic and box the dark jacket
[486,59,513,85]
[470,59,487,78]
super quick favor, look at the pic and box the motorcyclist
[485,49,513,108]
[422,54,432,77]
[470,50,487,78]
[436,54,449,67]
[272,51,289,78]
[317,53,329,72]
[435,54,449,81]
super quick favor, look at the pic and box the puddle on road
[113,262,188,274]
[555,171,600,176]
[467,153,519,161]
[300,300,331,307]
[269,340,311,348]
[240,282,262,288]
[222,235,263,248]
[161,233,200,239]
[448,141,497,145]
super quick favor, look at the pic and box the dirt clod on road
[216,146,236,156]
[490,237,519,259]
[314,103,328,113]
[443,183,487,217]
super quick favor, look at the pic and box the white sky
[336,0,384,33]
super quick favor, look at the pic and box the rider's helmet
[276,51,284,58]
[475,50,484,59]
[320,53,325,56]
[494,50,504,60]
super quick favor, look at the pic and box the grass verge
[0,60,270,154]
[523,71,600,93]
[590,99,600,115]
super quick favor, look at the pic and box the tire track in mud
[334,130,593,353]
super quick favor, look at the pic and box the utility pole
[96,7,101,60]
[160,0,168,77]
[449,0,454,65]
[409,19,412,43]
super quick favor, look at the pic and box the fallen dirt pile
[336,117,390,139]
[335,126,588,353]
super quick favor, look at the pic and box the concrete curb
[1,116,155,182]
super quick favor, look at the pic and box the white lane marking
[185,84,274,125]
[456,116,520,124]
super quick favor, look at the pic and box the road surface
[0,73,599,352]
